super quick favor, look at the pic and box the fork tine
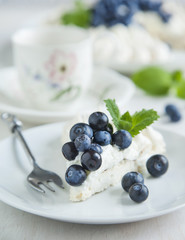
[27,178,45,193]
[50,174,64,189]
[42,182,55,192]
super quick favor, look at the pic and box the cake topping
[104,99,159,137]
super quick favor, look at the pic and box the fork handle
[1,113,37,166]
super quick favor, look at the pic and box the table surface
[0,93,185,240]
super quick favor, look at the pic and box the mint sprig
[132,66,185,99]
[104,99,159,137]
[60,0,91,28]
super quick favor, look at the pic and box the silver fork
[1,113,64,193]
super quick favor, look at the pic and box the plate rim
[0,122,185,224]
[0,66,136,122]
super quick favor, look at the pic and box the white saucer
[0,66,135,123]
[0,122,185,224]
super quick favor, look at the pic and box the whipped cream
[134,2,185,49]
[89,24,171,65]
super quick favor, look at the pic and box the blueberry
[70,123,93,141]
[165,104,181,122]
[89,143,103,154]
[74,134,91,152]
[158,10,171,23]
[88,112,109,131]
[112,130,132,149]
[146,154,169,177]
[62,142,78,161]
[94,131,112,146]
[139,0,162,11]
[121,172,144,192]
[81,150,102,171]
[104,123,113,135]
[129,183,149,203]
[65,164,87,186]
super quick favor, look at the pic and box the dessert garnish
[61,99,167,202]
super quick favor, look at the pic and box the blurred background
[0,0,183,68]
[0,0,95,67]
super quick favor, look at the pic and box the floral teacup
[12,26,92,110]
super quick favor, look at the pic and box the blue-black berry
[121,172,144,192]
[112,130,132,149]
[62,142,78,161]
[88,112,109,131]
[70,123,93,141]
[65,165,87,186]
[74,134,91,152]
[129,183,149,203]
[94,130,112,146]
[146,154,169,177]
[81,150,102,171]
[165,104,182,122]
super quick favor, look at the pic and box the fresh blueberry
[70,123,93,141]
[74,134,91,152]
[94,131,112,146]
[112,130,132,149]
[121,172,144,192]
[129,183,149,203]
[146,154,169,177]
[62,142,78,161]
[91,0,136,27]
[104,123,114,135]
[88,112,109,131]
[81,150,102,171]
[139,0,162,11]
[165,104,181,122]
[89,143,103,154]
[65,164,87,186]
[158,10,171,23]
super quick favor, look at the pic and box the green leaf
[51,86,80,101]
[104,99,120,129]
[172,70,184,84]
[176,81,185,99]
[104,99,160,138]
[60,0,91,28]
[118,111,132,131]
[118,120,132,131]
[132,66,172,95]
[130,109,160,137]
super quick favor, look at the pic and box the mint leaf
[132,66,172,95]
[118,120,132,131]
[104,99,120,129]
[118,111,132,131]
[176,81,185,99]
[60,0,91,28]
[104,99,160,137]
[172,70,184,84]
[130,109,159,137]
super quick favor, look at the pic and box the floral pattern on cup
[45,50,77,85]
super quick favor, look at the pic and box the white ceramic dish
[0,66,135,123]
[0,122,185,224]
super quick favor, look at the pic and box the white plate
[0,122,185,224]
[0,66,135,124]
